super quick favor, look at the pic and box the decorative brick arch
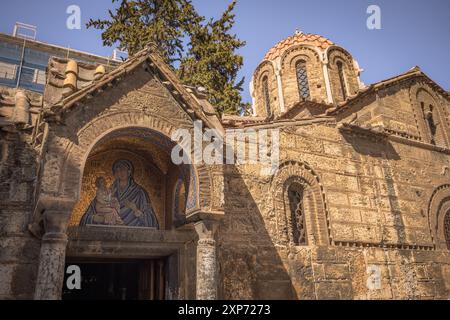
[39,110,213,225]
[325,46,355,66]
[271,161,330,246]
[279,45,327,106]
[252,60,278,117]
[410,84,449,147]
[428,184,450,250]
[326,46,360,101]
[280,45,321,68]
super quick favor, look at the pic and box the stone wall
[0,129,40,299]
[218,123,450,299]
[218,81,450,299]
[336,80,449,147]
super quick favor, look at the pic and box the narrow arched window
[426,105,437,145]
[296,60,310,100]
[337,61,347,100]
[262,76,271,116]
[287,183,307,245]
[444,210,450,250]
[172,179,186,226]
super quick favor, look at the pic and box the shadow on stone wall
[341,132,424,299]
[0,130,41,299]
[219,164,299,300]
[342,133,407,245]
[341,133,400,160]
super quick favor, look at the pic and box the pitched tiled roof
[264,32,334,61]
[43,45,224,135]
[326,66,450,116]
[0,87,42,130]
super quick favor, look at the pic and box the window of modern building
[0,61,17,80]
[33,68,46,85]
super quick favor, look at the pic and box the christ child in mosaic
[92,176,124,225]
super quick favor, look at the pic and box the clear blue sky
[1,0,449,103]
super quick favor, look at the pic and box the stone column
[194,219,219,300]
[34,226,68,300]
[34,197,74,300]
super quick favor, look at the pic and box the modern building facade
[0,29,119,93]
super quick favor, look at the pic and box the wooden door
[138,259,166,300]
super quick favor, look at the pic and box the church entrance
[62,258,166,300]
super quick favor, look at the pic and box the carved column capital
[194,219,220,242]
[30,195,77,238]
[33,196,76,300]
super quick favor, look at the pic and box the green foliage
[87,0,249,115]
[87,0,200,63]
[179,1,248,115]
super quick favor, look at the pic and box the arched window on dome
[296,60,311,101]
[287,182,307,245]
[337,61,347,100]
[262,76,272,117]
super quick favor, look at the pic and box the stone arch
[280,45,327,106]
[271,161,330,246]
[252,61,278,117]
[38,110,214,229]
[428,184,450,250]
[325,46,355,66]
[281,44,321,68]
[410,85,449,146]
[326,46,360,103]
[172,178,187,227]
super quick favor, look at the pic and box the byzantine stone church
[1,30,450,300]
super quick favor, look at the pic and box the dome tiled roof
[263,31,334,61]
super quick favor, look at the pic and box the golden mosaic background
[70,150,166,229]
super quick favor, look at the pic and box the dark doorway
[62,259,166,300]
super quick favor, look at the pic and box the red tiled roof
[264,32,334,61]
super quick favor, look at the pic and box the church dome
[263,31,334,61]
[251,30,363,119]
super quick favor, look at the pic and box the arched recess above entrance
[36,110,214,232]
[428,184,450,250]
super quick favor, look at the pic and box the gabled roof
[326,66,450,116]
[226,66,448,127]
[276,100,333,120]
[43,44,224,135]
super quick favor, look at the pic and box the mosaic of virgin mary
[80,159,159,228]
